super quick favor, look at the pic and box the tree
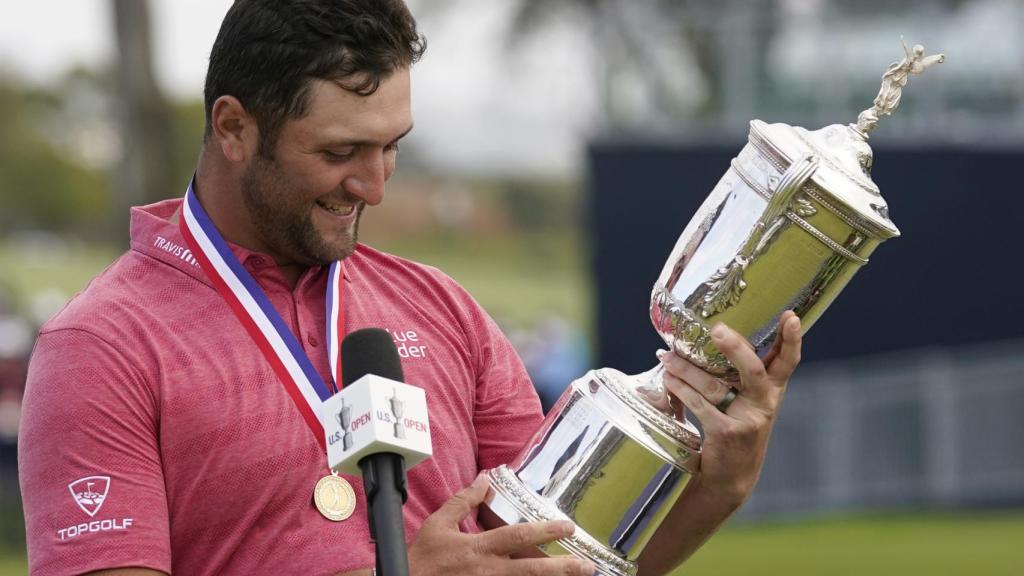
[111,0,176,245]
[504,0,779,131]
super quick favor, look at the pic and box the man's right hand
[407,473,595,576]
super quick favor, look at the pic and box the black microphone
[342,328,405,386]
[342,328,410,576]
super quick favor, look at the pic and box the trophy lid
[747,40,945,240]
[750,120,898,239]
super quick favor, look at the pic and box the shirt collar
[129,198,343,287]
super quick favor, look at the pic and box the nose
[342,151,389,206]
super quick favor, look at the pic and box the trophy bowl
[481,42,944,576]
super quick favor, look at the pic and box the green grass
[0,240,120,312]
[362,230,593,334]
[674,510,1024,575]
[0,553,25,576]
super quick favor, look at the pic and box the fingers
[760,311,796,368]
[655,314,803,416]
[475,519,576,557]
[766,313,802,382]
[664,373,730,426]
[708,319,778,405]
[415,475,595,576]
[710,323,764,383]
[496,557,596,576]
[431,473,490,526]
[658,349,736,401]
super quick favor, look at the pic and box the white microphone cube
[323,374,432,477]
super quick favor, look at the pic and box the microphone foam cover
[342,328,404,386]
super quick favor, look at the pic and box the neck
[193,153,307,288]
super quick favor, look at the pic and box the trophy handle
[694,154,820,318]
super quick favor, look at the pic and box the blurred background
[2,0,1023,574]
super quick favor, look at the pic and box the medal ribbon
[179,182,344,449]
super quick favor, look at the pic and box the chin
[303,215,361,263]
[331,244,358,262]
[314,239,358,263]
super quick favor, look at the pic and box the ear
[210,95,259,163]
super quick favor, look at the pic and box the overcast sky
[0,0,598,178]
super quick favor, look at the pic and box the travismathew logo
[154,235,199,267]
[58,476,134,541]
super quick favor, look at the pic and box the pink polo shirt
[18,199,544,575]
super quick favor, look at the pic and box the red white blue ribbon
[326,260,344,392]
[179,182,343,449]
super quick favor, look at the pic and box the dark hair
[204,0,425,157]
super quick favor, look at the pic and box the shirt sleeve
[467,307,545,471]
[18,328,171,576]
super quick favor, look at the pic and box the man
[18,1,802,574]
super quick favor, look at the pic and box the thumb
[432,472,490,526]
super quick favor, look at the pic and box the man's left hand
[657,311,802,507]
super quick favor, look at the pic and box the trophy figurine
[390,388,406,440]
[338,398,354,451]
[480,42,945,576]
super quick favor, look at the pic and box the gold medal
[313,473,356,522]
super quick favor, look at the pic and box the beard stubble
[240,155,362,266]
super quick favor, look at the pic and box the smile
[316,200,357,217]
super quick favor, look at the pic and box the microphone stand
[360,453,409,576]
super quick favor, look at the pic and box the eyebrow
[324,123,415,148]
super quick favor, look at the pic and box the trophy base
[482,465,637,576]
[479,368,704,576]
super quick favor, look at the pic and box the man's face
[241,70,412,266]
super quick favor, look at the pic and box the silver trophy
[481,42,944,576]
